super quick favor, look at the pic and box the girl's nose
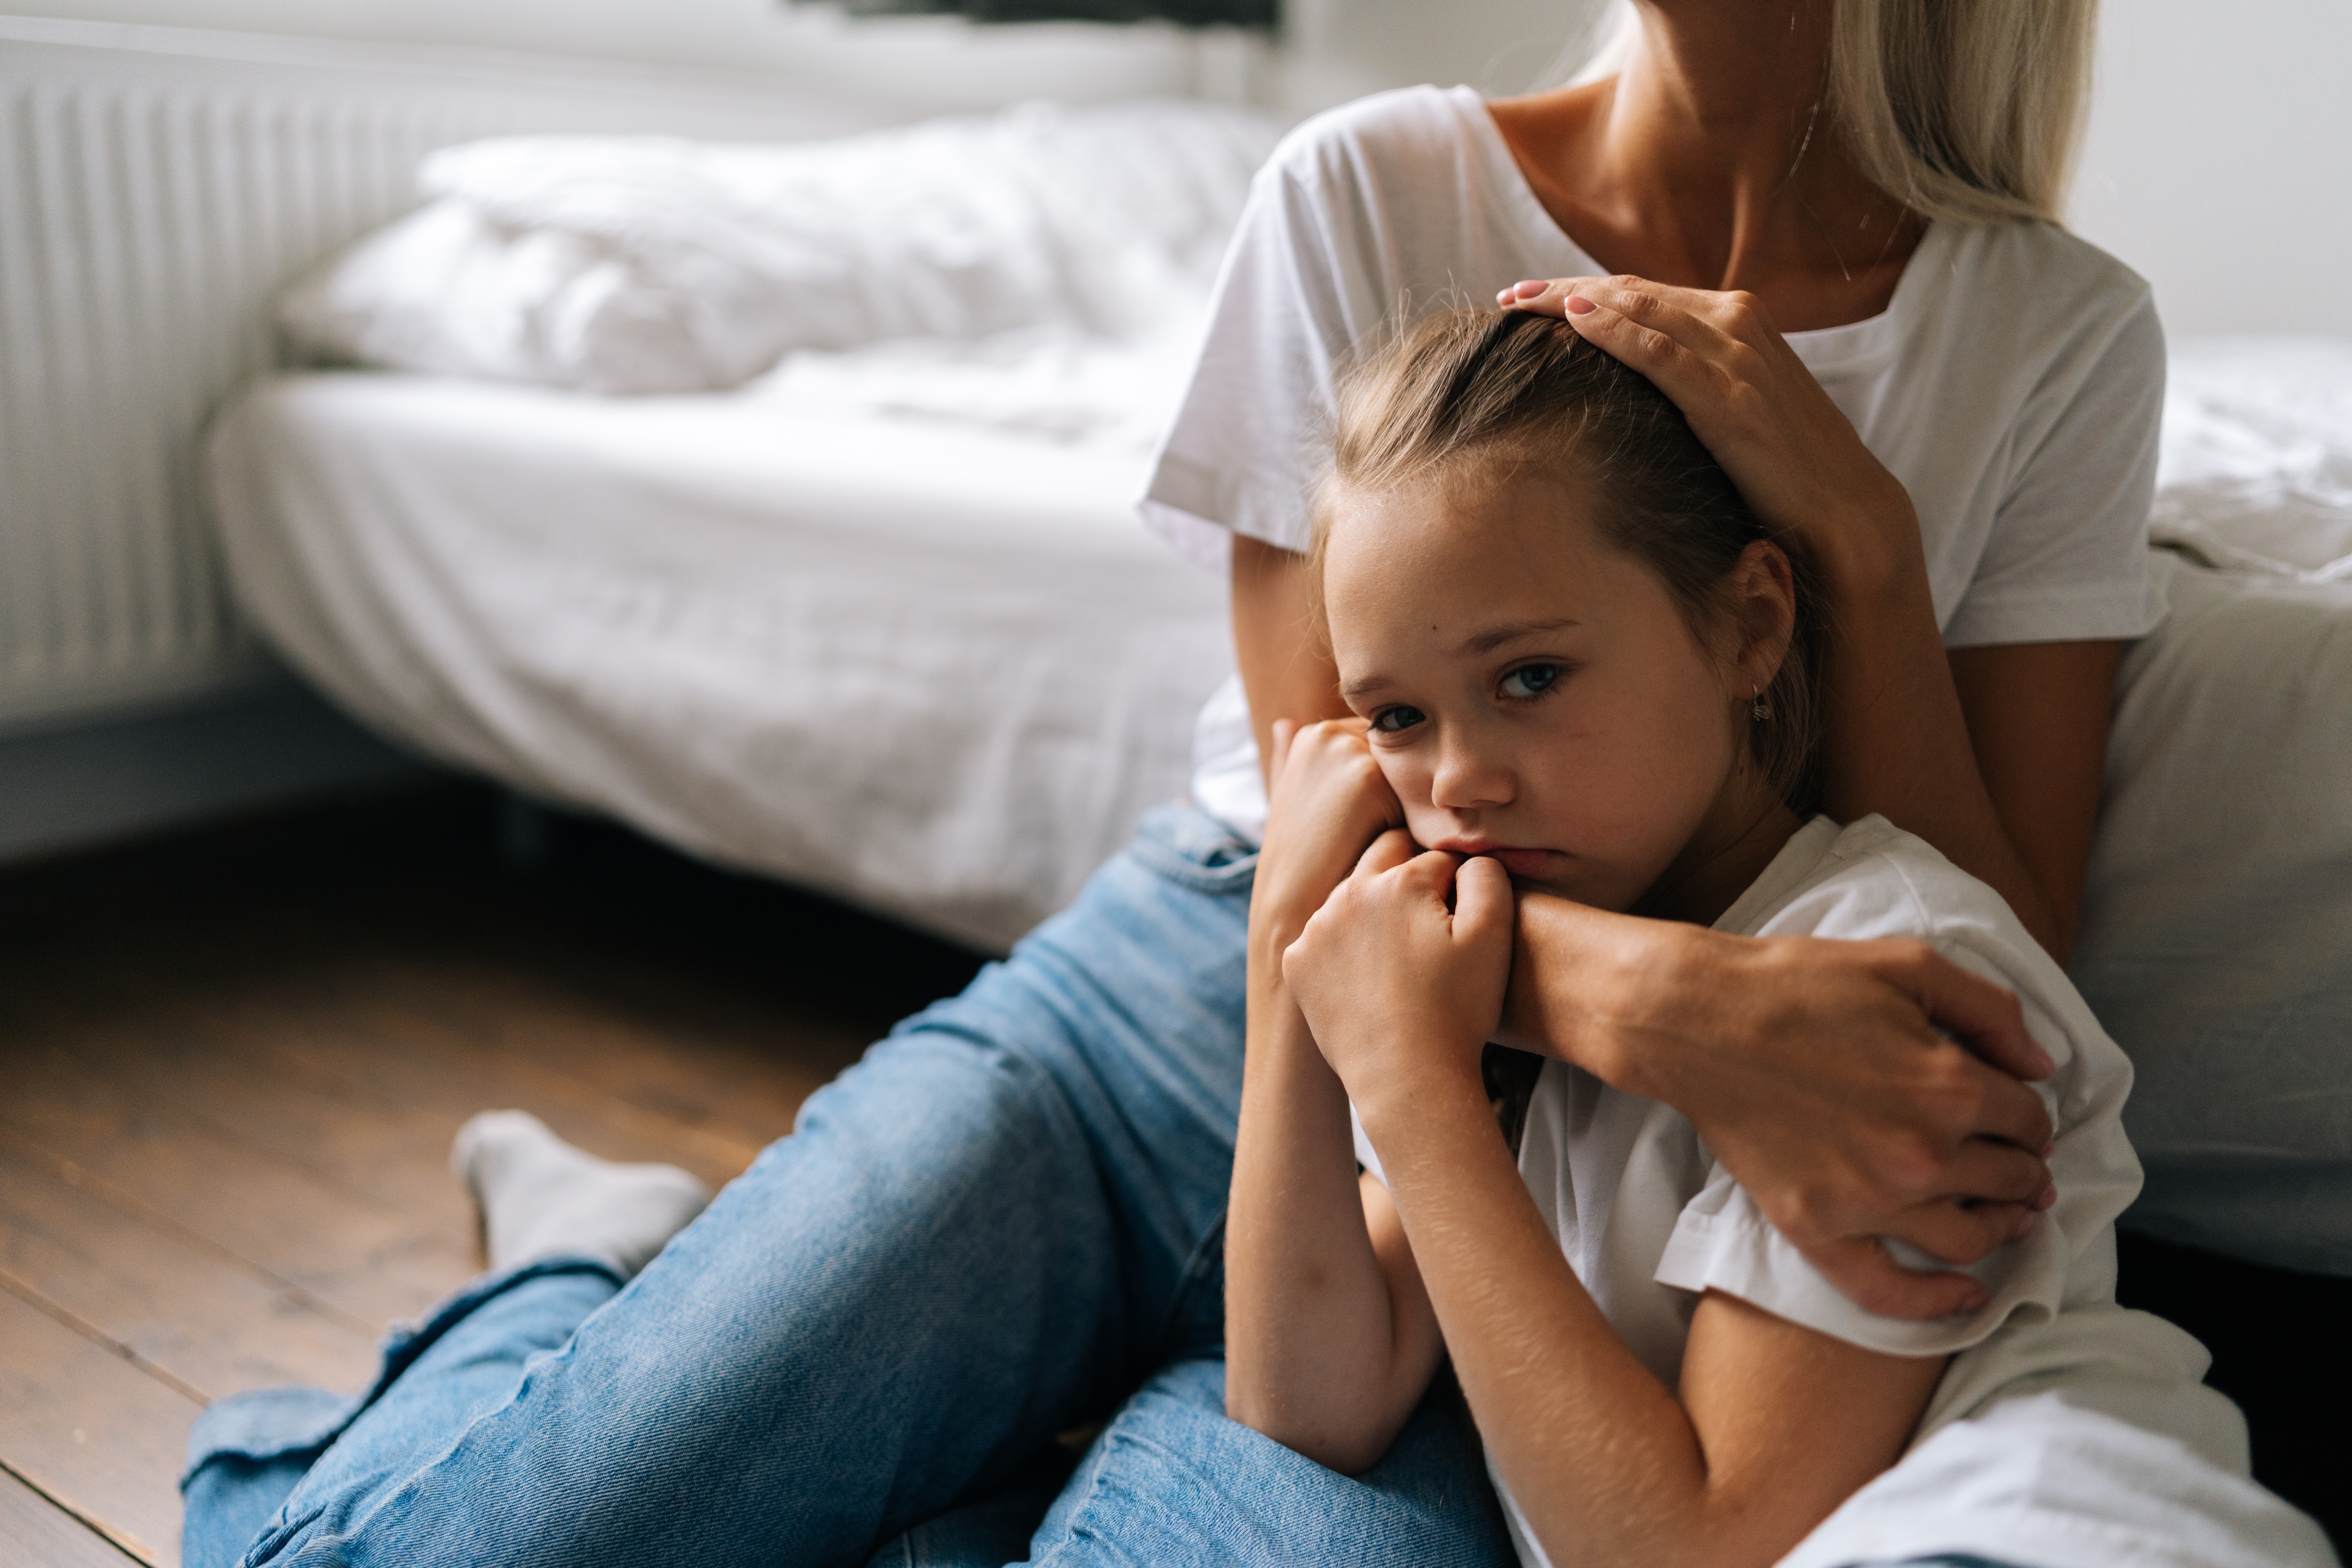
[1429,741,1514,812]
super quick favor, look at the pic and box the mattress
[205,370,1229,952]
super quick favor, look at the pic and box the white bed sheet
[205,371,1230,952]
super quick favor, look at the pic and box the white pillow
[2073,338,2352,1274]
[279,99,1283,395]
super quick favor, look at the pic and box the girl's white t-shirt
[1352,816,2318,1568]
[1140,85,2170,843]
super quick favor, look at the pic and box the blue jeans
[181,805,1513,1568]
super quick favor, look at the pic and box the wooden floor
[0,782,983,1566]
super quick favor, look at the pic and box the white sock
[452,1110,710,1279]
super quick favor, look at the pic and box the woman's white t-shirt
[1140,84,2170,843]
[1350,817,2327,1568]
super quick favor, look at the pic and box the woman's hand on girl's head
[1252,717,1404,958]
[1498,274,1918,590]
[1283,831,1515,1111]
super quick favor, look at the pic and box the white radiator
[0,19,917,733]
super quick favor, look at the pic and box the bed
[202,107,2352,1277]
[206,101,1273,954]
[206,361,1229,955]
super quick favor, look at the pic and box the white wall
[14,0,2348,323]
[1273,0,1602,111]
[2070,0,2352,342]
[0,1,1207,108]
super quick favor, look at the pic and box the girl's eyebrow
[1461,617,1581,655]
[1341,616,1584,699]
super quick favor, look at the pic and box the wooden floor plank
[0,1467,141,1568]
[0,1035,473,1332]
[186,978,772,1194]
[0,1138,379,1402]
[0,1288,197,1567]
[393,956,861,1146]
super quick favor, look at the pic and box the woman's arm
[1287,838,1945,1568]
[1231,533,2056,1321]
[1223,721,1444,1464]
[1951,639,2127,953]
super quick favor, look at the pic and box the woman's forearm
[1225,960,1433,1469]
[1232,533,1351,778]
[1806,512,2062,954]
[1503,892,2056,1319]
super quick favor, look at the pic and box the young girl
[1225,309,2327,1568]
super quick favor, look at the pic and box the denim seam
[1124,835,1258,895]
[1149,1208,1229,1368]
[1026,1431,1125,1567]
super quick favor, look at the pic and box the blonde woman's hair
[1556,0,2099,225]
[1314,310,1824,814]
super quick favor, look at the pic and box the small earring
[1750,684,1771,722]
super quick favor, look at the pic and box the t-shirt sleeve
[1655,848,2144,1357]
[1139,149,1359,570]
[1940,287,2169,648]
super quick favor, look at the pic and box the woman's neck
[1488,0,1923,332]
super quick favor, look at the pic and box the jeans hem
[180,1255,624,1487]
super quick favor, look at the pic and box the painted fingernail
[1565,294,1597,316]
[2036,1183,2057,1210]
[1509,279,1546,298]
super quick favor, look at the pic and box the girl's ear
[1726,539,1798,697]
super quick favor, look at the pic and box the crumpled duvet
[279,100,1284,396]
[2151,336,2352,581]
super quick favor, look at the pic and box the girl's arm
[1287,842,1946,1567]
[1223,721,1446,1466]
[1232,534,2057,1322]
[1376,1086,1944,1568]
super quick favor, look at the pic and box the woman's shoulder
[1262,83,1497,195]
[1927,220,2160,359]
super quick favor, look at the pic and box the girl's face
[1322,472,1789,917]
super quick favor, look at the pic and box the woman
[183,2,2167,1563]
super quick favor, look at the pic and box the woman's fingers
[1930,1048,2056,1166]
[1910,950,2053,1081]
[1941,1136,2056,1209]
[1550,287,1743,406]
[1806,1237,1990,1321]
[1883,1197,2036,1269]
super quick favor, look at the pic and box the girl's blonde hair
[1560,0,2099,225]
[1313,309,1824,813]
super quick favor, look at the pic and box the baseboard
[0,683,428,865]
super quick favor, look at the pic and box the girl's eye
[1370,705,1426,735]
[1500,662,1562,699]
